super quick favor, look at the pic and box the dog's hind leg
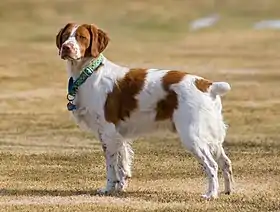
[217,145,233,195]
[119,140,133,178]
[175,124,219,199]
[116,140,134,191]
[173,110,220,199]
[191,143,219,199]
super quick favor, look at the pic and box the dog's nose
[62,45,71,52]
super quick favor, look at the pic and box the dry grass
[0,0,280,211]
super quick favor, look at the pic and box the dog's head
[56,23,109,60]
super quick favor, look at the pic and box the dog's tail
[209,82,231,97]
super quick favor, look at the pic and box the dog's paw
[224,186,233,195]
[115,183,127,192]
[201,192,218,200]
[224,190,231,195]
[96,187,115,196]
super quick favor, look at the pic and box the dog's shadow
[0,188,97,197]
[0,188,149,197]
[0,188,196,203]
[0,188,150,197]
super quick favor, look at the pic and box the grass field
[0,0,280,211]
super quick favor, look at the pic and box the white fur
[210,82,231,97]
[61,25,82,60]
[60,29,233,199]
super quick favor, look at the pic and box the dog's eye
[79,35,87,40]
[62,33,70,41]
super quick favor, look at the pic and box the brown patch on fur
[104,69,147,124]
[83,24,109,58]
[73,25,92,57]
[195,78,213,93]
[155,71,187,121]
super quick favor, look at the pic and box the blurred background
[0,0,279,211]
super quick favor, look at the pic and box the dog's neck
[66,57,94,79]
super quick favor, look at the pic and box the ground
[0,0,280,211]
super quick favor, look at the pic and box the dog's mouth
[61,54,75,60]
[60,53,82,61]
[60,48,81,61]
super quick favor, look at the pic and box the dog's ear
[56,28,64,50]
[86,24,109,57]
[56,23,75,50]
[97,28,109,54]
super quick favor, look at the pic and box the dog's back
[107,68,230,142]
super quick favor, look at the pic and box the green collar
[66,54,104,110]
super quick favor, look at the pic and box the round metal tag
[67,94,75,101]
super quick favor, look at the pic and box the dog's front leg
[97,128,132,194]
[97,131,119,195]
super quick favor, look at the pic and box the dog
[55,23,233,199]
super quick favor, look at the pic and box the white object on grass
[254,20,280,30]
[190,14,220,31]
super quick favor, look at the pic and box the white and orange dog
[56,23,233,199]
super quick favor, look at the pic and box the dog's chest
[70,80,105,135]
[72,109,98,133]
